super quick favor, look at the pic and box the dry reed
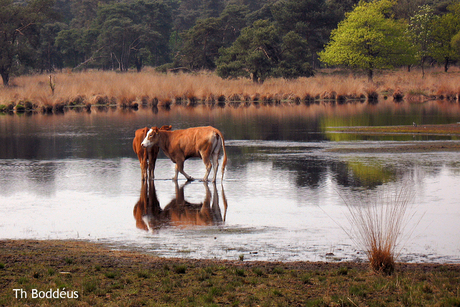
[1,67,459,112]
[340,183,415,275]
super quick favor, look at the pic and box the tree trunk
[444,57,449,72]
[367,68,373,83]
[1,71,9,86]
[421,58,425,78]
[252,71,259,83]
[135,56,143,72]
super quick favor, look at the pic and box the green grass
[0,240,459,306]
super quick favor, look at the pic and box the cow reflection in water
[134,180,227,231]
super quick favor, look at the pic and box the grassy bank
[0,240,459,306]
[326,123,460,135]
[1,67,460,113]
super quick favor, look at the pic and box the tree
[95,0,172,71]
[37,22,66,72]
[431,2,460,72]
[452,30,460,58]
[178,4,249,70]
[179,17,222,70]
[173,0,206,33]
[318,0,413,82]
[273,31,314,79]
[392,0,431,19]
[272,0,334,56]
[216,20,313,83]
[219,4,250,48]
[407,5,439,77]
[0,0,56,86]
[55,27,98,69]
[70,0,110,29]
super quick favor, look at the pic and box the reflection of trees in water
[4,104,460,160]
[273,156,417,189]
[273,157,325,188]
[220,115,325,142]
[133,181,227,232]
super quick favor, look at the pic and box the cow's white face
[141,128,159,148]
[141,129,154,148]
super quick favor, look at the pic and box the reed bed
[1,67,460,113]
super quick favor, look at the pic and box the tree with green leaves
[95,0,172,71]
[318,0,413,82]
[407,4,439,77]
[272,0,334,56]
[55,27,98,69]
[273,31,314,79]
[452,30,460,58]
[0,0,56,86]
[37,22,66,72]
[431,2,460,72]
[216,20,313,83]
[179,17,222,70]
[178,4,249,70]
[219,4,250,48]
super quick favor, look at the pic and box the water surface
[1,101,459,263]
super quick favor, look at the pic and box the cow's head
[141,127,160,148]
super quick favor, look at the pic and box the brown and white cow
[141,126,227,182]
[133,125,172,180]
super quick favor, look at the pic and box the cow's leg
[211,152,219,183]
[139,152,147,181]
[148,147,159,180]
[209,136,221,183]
[202,155,212,182]
[175,160,194,181]
[147,151,153,180]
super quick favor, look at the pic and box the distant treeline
[1,0,460,86]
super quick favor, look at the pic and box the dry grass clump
[341,184,415,275]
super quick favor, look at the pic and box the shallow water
[0,102,459,263]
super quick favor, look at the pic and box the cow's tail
[217,130,228,181]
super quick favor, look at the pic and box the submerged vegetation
[1,240,459,306]
[1,67,460,114]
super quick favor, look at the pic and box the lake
[1,99,459,263]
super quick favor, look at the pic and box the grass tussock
[1,67,460,112]
[341,183,415,275]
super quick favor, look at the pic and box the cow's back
[167,126,218,157]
